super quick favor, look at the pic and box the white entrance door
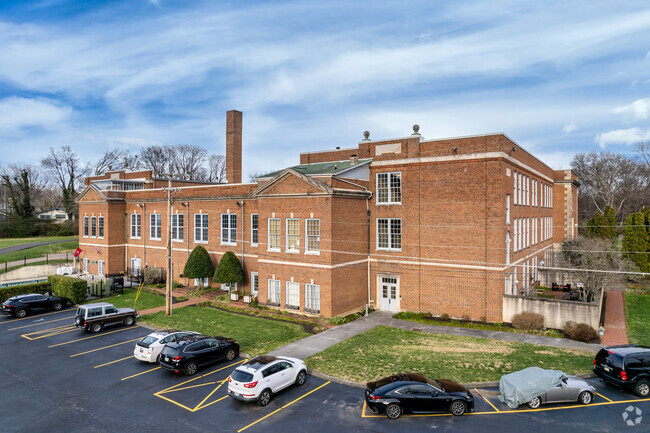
[380,277,398,312]
[130,257,141,276]
[251,272,259,296]
[98,260,105,277]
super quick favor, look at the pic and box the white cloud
[562,122,578,134]
[105,137,161,149]
[613,97,650,120]
[0,96,71,132]
[595,127,650,148]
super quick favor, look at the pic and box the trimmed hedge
[48,275,87,304]
[0,281,51,303]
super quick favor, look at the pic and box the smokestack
[226,110,242,184]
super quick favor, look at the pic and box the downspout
[142,203,146,273]
[241,201,245,291]
[366,193,372,316]
[124,211,128,273]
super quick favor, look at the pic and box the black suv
[594,345,650,397]
[2,293,68,318]
[159,335,239,376]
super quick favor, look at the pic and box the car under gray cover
[498,367,567,409]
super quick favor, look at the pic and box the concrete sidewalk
[267,311,602,360]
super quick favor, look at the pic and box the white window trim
[268,279,281,304]
[98,216,104,239]
[130,213,141,239]
[285,281,300,308]
[305,283,320,311]
[268,218,281,252]
[513,171,517,205]
[90,216,97,238]
[194,213,208,244]
[286,218,300,253]
[251,214,258,247]
[172,214,184,243]
[305,218,320,255]
[221,213,237,246]
[376,218,402,251]
[376,172,402,205]
[98,260,105,277]
[150,213,162,241]
[251,271,259,295]
[83,216,89,238]
[506,194,510,225]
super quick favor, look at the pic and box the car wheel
[450,400,467,416]
[15,308,27,318]
[52,302,63,311]
[156,354,162,364]
[634,380,650,398]
[385,403,402,419]
[295,370,307,386]
[123,315,135,326]
[185,361,198,376]
[578,391,593,405]
[91,322,103,333]
[258,389,272,407]
[225,349,236,361]
[528,396,542,409]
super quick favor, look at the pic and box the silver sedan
[528,376,596,408]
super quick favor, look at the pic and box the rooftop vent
[350,154,358,165]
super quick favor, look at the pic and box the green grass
[0,236,78,249]
[394,312,564,338]
[0,241,79,263]
[307,326,593,383]
[625,294,650,346]
[0,259,72,275]
[82,288,166,311]
[141,306,310,356]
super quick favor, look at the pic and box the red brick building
[77,111,578,321]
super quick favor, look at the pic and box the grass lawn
[0,236,77,249]
[0,259,72,275]
[625,294,650,346]
[141,306,310,357]
[0,241,79,263]
[307,326,593,383]
[82,288,166,311]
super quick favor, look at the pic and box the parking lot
[1,309,649,433]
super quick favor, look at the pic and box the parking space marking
[8,315,73,330]
[48,326,140,348]
[236,381,331,433]
[163,380,224,394]
[155,393,197,412]
[121,366,161,381]
[595,392,613,402]
[71,337,143,357]
[474,388,500,412]
[21,325,77,340]
[194,379,228,411]
[195,395,229,411]
[95,356,132,368]
[156,359,246,394]
[0,309,74,325]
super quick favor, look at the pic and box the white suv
[227,355,307,406]
[134,329,201,363]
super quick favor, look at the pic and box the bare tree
[0,165,47,218]
[172,144,207,179]
[206,154,226,183]
[139,145,174,175]
[635,142,650,167]
[41,146,90,220]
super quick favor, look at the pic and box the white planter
[230,293,239,301]
[244,295,252,303]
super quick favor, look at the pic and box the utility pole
[161,174,181,316]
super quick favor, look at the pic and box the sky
[0,0,649,180]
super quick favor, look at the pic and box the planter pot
[230,293,239,301]
[243,295,252,303]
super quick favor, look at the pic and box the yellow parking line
[22,324,72,336]
[0,309,74,325]
[237,381,331,433]
[48,326,139,348]
[25,327,78,340]
[162,381,221,394]
[195,395,228,411]
[95,356,133,368]
[155,393,197,412]
[596,392,613,402]
[71,337,142,357]
[156,359,246,395]
[194,380,227,411]
[474,388,500,412]
[8,315,73,330]
[121,366,160,381]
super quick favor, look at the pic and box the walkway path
[267,311,602,359]
[0,239,74,257]
[601,289,628,346]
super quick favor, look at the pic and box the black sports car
[2,293,68,318]
[365,373,474,419]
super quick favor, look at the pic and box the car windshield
[161,346,180,357]
[231,370,254,383]
[141,336,159,345]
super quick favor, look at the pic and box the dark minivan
[594,345,650,397]
[159,335,239,376]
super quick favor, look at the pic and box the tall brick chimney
[226,110,242,184]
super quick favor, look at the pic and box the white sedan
[134,329,201,363]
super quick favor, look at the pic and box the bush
[172,280,183,289]
[144,267,166,285]
[213,251,244,290]
[511,312,545,330]
[0,281,51,302]
[440,313,450,321]
[183,246,214,285]
[563,321,598,342]
[47,275,87,304]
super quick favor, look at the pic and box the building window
[513,219,518,252]
[98,216,104,238]
[98,260,104,276]
[377,218,401,250]
[506,194,510,224]
[221,214,237,245]
[251,214,258,246]
[517,218,522,251]
[150,213,161,240]
[268,279,281,304]
[306,219,320,253]
[268,218,281,251]
[286,281,300,308]
[377,172,401,204]
[305,284,320,311]
[194,214,208,243]
[286,219,300,252]
[526,218,530,247]
[90,217,97,237]
[251,272,259,295]
[130,214,141,239]
[506,232,510,265]
[83,258,89,273]
[194,277,209,287]
[526,176,530,206]
[83,216,89,237]
[172,214,184,241]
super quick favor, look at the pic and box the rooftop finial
[362,130,370,141]
[412,124,420,135]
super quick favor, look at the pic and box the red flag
[74,247,82,257]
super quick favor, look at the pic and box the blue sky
[0,0,649,179]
